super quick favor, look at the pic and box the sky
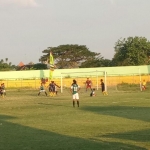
[0,0,150,65]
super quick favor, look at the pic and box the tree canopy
[39,37,150,68]
[2,36,150,71]
[112,37,150,66]
[39,44,101,68]
[0,58,15,71]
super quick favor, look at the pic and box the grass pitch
[0,88,150,150]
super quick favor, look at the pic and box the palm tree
[0,59,4,64]
[9,62,12,66]
[5,58,8,63]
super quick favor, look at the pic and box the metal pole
[138,68,142,91]
[61,74,63,93]
[96,70,98,90]
[104,71,107,92]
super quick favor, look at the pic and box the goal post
[111,69,143,92]
[104,71,107,92]
[138,68,142,91]
[60,70,107,93]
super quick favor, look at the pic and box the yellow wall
[1,75,149,89]
[0,65,150,88]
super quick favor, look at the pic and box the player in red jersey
[85,78,92,91]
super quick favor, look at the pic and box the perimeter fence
[1,73,150,92]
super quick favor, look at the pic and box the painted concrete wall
[0,65,150,79]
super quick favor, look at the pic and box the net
[60,71,107,93]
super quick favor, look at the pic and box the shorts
[72,93,79,100]
[40,90,45,92]
[102,86,105,92]
[49,88,55,92]
[86,85,91,88]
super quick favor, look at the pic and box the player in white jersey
[70,80,80,107]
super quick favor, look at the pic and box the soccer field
[0,89,150,150]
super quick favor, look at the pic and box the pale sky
[0,0,150,65]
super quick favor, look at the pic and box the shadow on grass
[0,115,146,150]
[102,129,150,142]
[81,106,150,122]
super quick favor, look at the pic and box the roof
[18,62,25,67]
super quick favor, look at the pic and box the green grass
[0,89,150,150]
[116,82,150,92]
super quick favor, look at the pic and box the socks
[77,101,79,107]
[103,91,108,95]
[50,92,55,97]
[73,101,79,107]
[45,92,47,96]
[73,101,75,107]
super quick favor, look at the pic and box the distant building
[18,62,25,67]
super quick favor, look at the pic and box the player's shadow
[37,102,70,107]
[81,106,150,122]
[0,114,146,150]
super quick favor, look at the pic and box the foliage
[38,37,150,68]
[112,36,150,66]
[80,58,102,68]
[39,45,101,68]
[16,63,47,70]
[80,58,112,68]
[3,36,150,70]
[33,63,47,70]
[0,58,16,71]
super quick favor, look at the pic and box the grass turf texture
[0,89,150,150]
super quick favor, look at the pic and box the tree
[80,58,112,68]
[112,37,150,66]
[16,63,47,71]
[100,59,112,67]
[33,63,47,70]
[0,59,4,64]
[5,58,8,63]
[39,45,101,68]
[8,62,12,66]
[0,58,15,71]
[0,63,10,71]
